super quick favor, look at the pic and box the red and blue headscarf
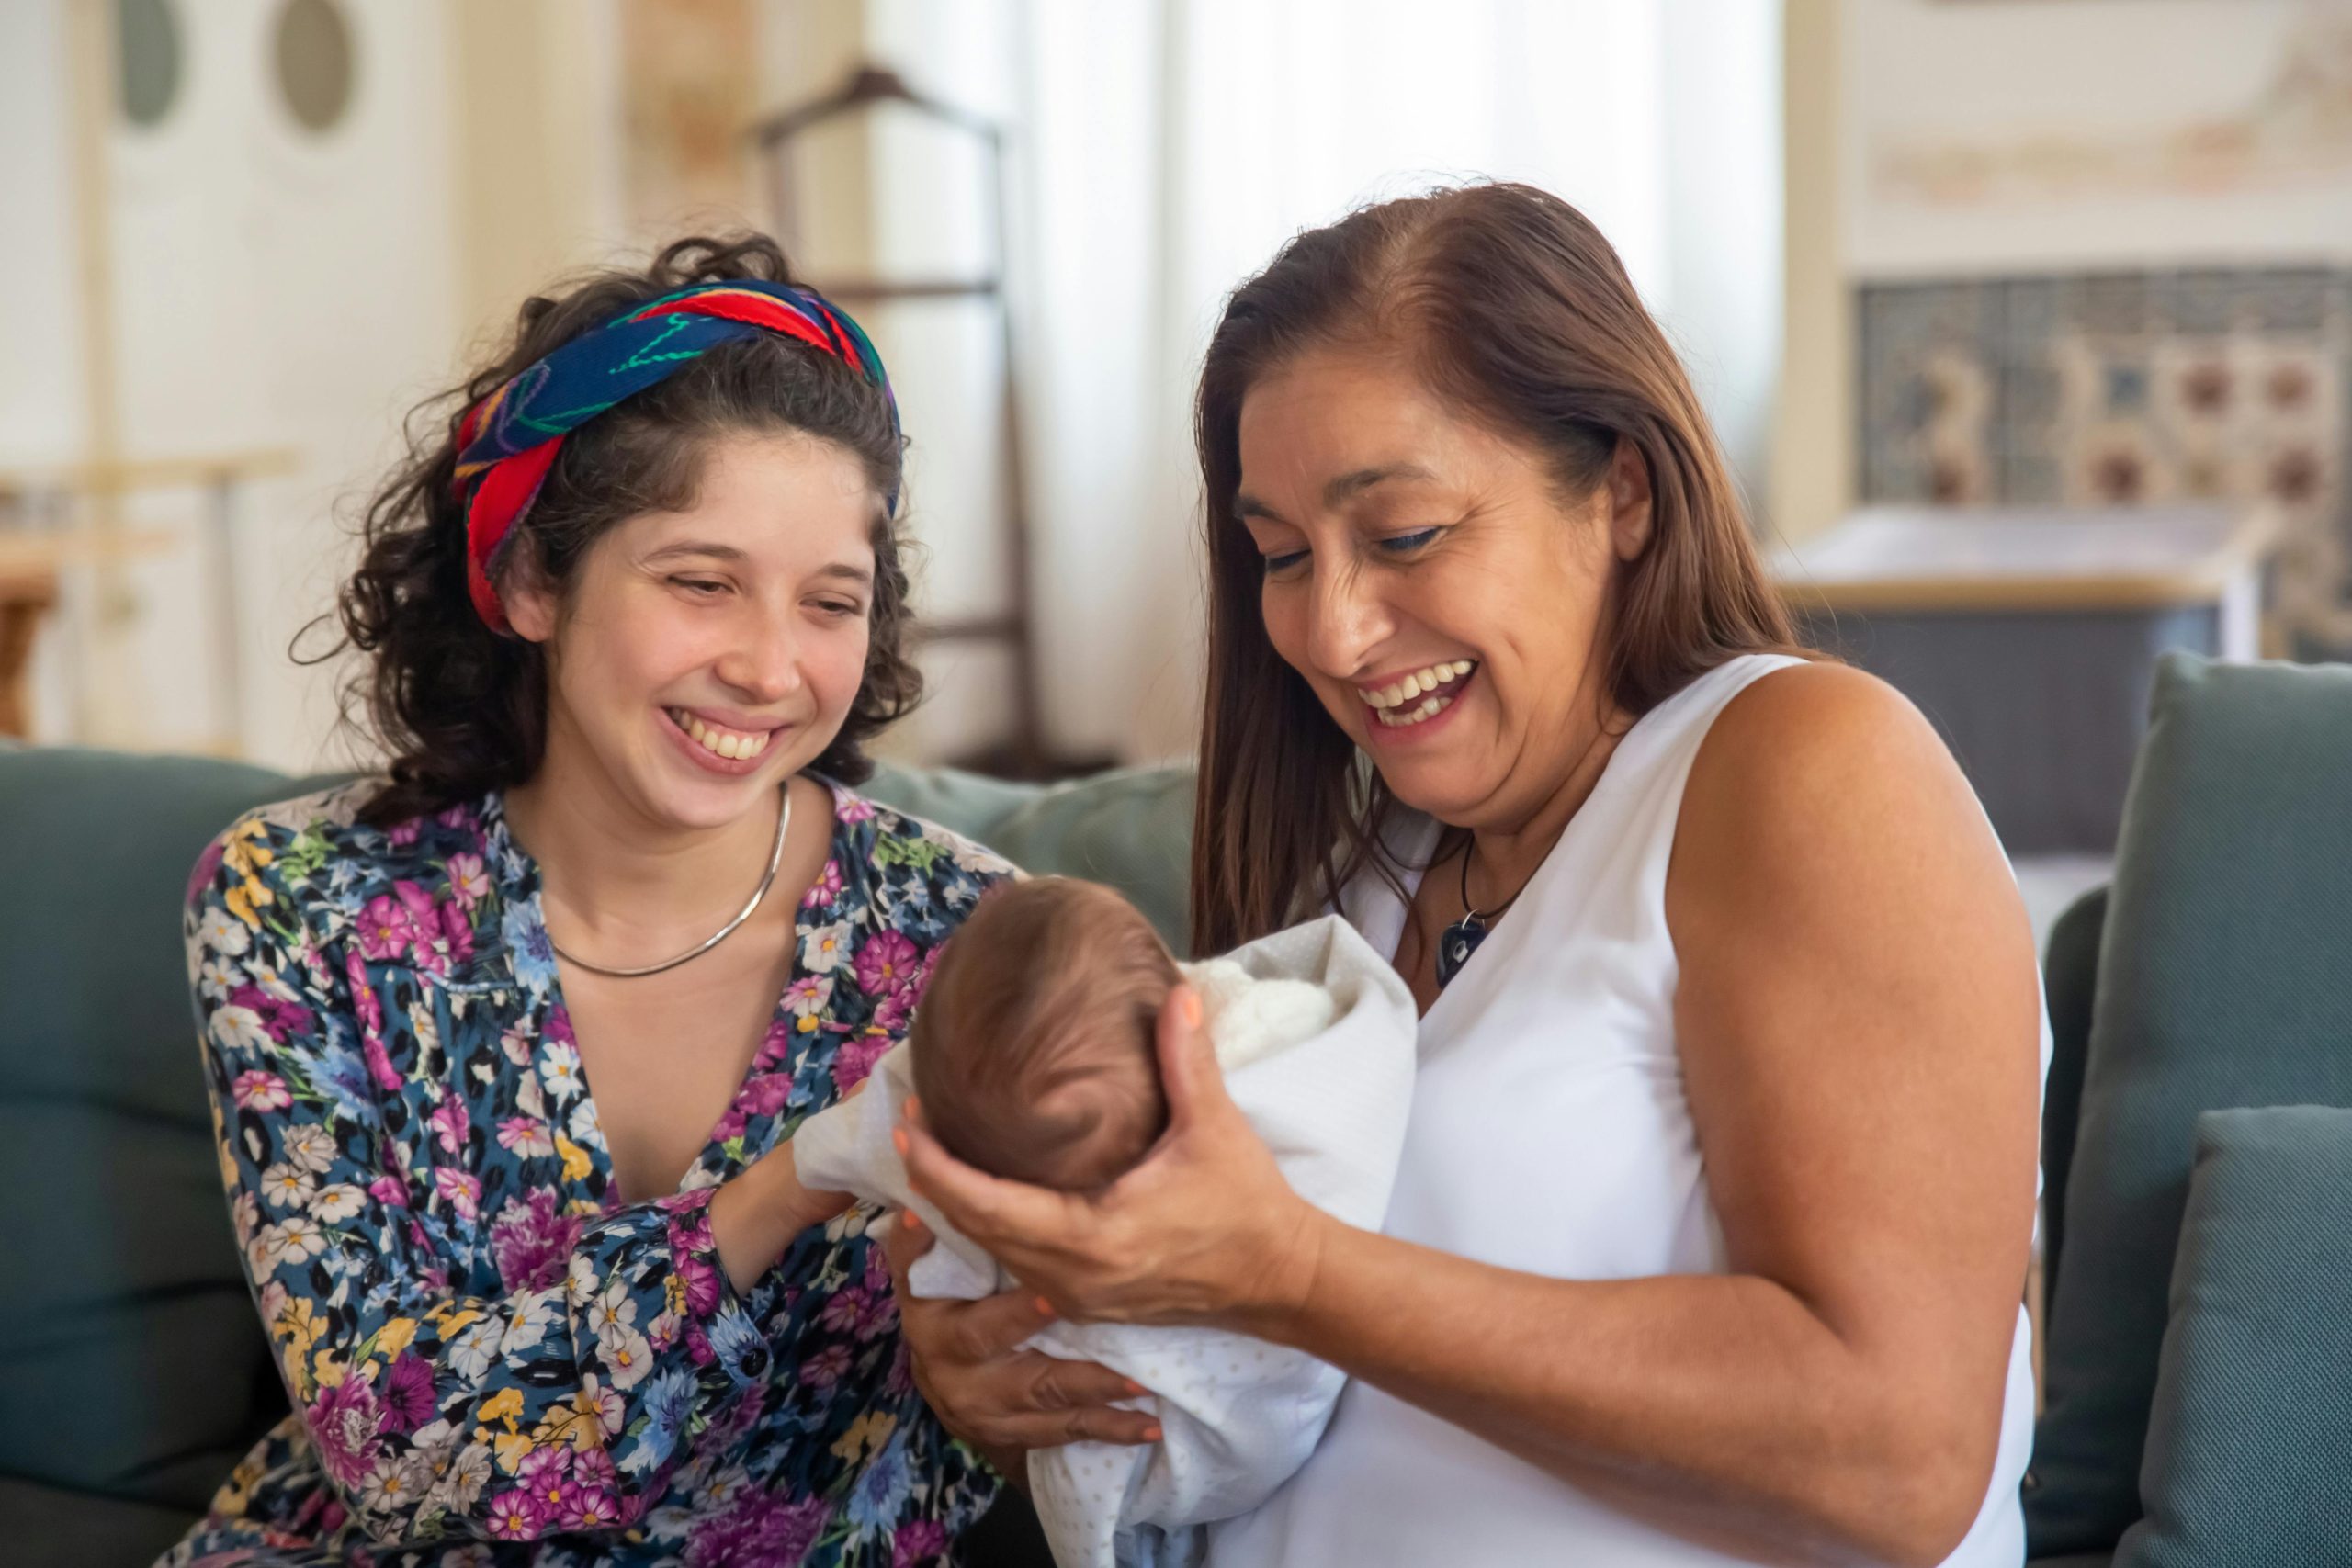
[450,279,899,634]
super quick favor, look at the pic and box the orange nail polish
[1143,1424,1164,1442]
[1034,1295,1055,1317]
[891,1127,910,1156]
[900,1209,923,1232]
[1125,1379,1146,1396]
[1181,989,1203,1028]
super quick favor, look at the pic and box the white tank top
[1208,654,2041,1567]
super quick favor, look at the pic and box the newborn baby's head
[910,877,1178,1192]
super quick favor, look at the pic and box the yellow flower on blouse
[224,874,276,931]
[269,1294,324,1352]
[375,1316,418,1359]
[555,1134,594,1183]
[831,1409,896,1464]
[475,1386,525,1431]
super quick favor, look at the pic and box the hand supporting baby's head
[910,877,1178,1192]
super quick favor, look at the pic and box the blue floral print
[164,779,1013,1567]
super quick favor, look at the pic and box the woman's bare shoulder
[1671,660,2007,917]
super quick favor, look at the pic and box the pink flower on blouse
[354,894,416,964]
[362,1032,403,1095]
[894,1518,950,1568]
[345,951,383,1036]
[800,857,844,909]
[378,1352,437,1434]
[232,1070,292,1112]
[428,1098,469,1156]
[432,1168,481,1222]
[446,851,491,908]
[484,1488,547,1540]
[305,1377,382,1489]
[831,1031,892,1095]
[854,930,921,996]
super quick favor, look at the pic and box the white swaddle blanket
[792,913,1419,1568]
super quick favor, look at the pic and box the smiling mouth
[1357,660,1476,728]
[665,707,778,761]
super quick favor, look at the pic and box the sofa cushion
[0,1473,204,1568]
[2038,884,2108,1297]
[2116,1107,2352,1567]
[0,747,339,1508]
[2028,656,2352,1555]
[867,761,1195,949]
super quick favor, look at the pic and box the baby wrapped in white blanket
[792,879,1418,1568]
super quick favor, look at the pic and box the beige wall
[447,0,627,355]
[1768,0,1852,546]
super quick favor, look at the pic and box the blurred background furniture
[0,739,1186,1568]
[753,65,1073,779]
[1773,502,2277,855]
[2028,653,2352,1567]
[0,547,60,738]
[0,449,299,753]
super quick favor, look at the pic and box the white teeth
[1374,693,1455,728]
[1360,660,1476,710]
[671,708,772,761]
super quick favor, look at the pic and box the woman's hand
[881,1214,1159,1471]
[897,986,1329,1334]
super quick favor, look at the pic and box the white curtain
[867,0,1783,762]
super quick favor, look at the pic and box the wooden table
[0,448,296,748]
[0,528,179,740]
[0,561,58,739]
[1771,503,2278,854]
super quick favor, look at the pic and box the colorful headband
[450,279,899,634]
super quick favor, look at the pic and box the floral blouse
[164,778,1013,1568]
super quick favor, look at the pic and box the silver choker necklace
[548,785,792,979]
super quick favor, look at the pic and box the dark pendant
[1436,916,1487,988]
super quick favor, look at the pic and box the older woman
[168,237,1041,1566]
[889,184,2047,1566]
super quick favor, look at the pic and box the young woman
[889,185,2050,1566]
[167,237,1086,1566]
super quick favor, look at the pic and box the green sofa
[2025,654,2352,1568]
[10,649,2349,1566]
[0,743,1188,1567]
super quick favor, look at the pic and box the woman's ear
[500,547,558,645]
[1605,439,1655,563]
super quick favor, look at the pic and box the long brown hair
[313,233,922,827]
[1190,182,1803,954]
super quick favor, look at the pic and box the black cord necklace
[1436,843,1520,987]
[1432,716,1616,989]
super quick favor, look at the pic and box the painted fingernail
[1125,1379,1146,1396]
[1180,989,1203,1028]
[903,1095,920,1119]
[900,1209,922,1232]
[1143,1424,1163,1441]
[891,1127,910,1156]
[1034,1295,1055,1317]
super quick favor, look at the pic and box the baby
[910,877,1182,1194]
[792,877,1419,1568]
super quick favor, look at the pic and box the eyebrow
[1233,463,1439,523]
[643,540,874,587]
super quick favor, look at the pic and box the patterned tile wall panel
[1858,268,2352,654]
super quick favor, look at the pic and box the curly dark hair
[311,234,922,827]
